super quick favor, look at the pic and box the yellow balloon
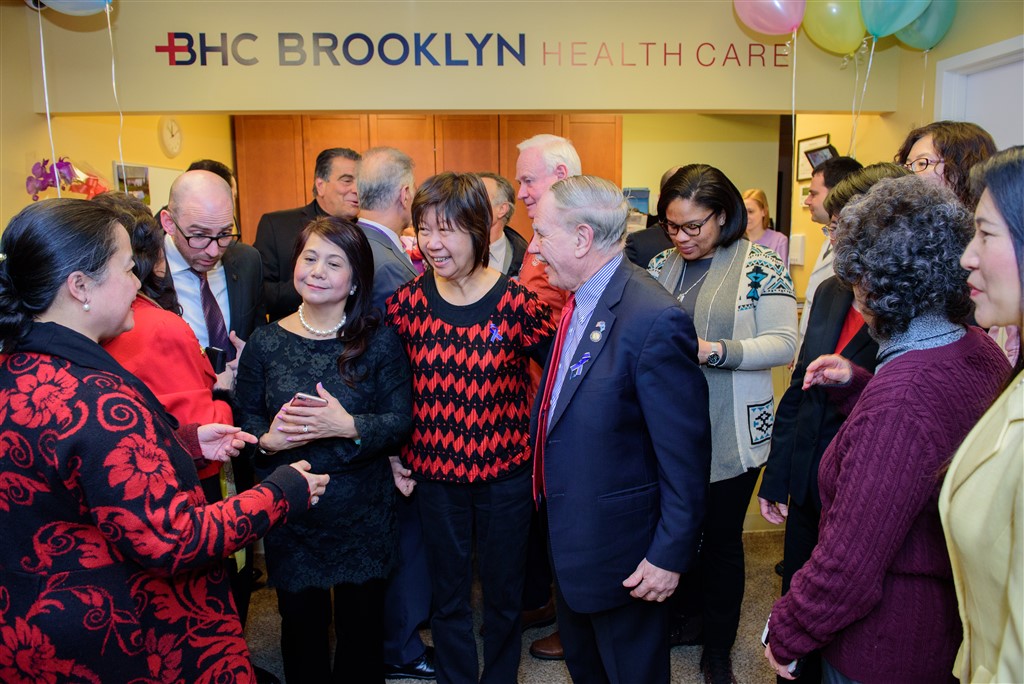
[803,1,867,55]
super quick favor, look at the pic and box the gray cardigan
[650,240,797,482]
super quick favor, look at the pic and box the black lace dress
[235,323,413,591]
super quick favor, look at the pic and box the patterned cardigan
[649,240,796,482]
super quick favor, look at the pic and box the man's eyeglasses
[659,211,716,237]
[169,215,239,249]
[821,223,838,238]
[904,157,944,174]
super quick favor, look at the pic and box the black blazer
[624,225,673,269]
[759,276,878,510]
[254,200,320,322]
[221,241,267,341]
[531,259,711,614]
[504,226,529,277]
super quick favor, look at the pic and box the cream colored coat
[940,373,1024,683]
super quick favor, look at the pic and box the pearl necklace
[298,303,346,336]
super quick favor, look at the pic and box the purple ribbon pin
[569,352,591,378]
[489,322,503,342]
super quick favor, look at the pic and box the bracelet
[256,437,276,456]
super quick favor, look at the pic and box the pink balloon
[735,0,808,34]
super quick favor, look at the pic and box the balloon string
[849,46,861,155]
[920,50,929,114]
[36,6,60,198]
[105,4,127,188]
[791,28,797,174]
[852,37,877,159]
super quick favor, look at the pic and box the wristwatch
[706,342,725,368]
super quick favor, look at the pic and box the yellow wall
[622,113,781,216]
[0,2,232,226]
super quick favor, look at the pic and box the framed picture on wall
[796,134,830,181]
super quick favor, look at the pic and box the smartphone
[292,392,328,408]
[762,613,804,677]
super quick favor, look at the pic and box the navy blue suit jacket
[532,258,711,614]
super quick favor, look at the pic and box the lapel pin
[570,352,591,378]
[488,322,503,343]
[590,320,606,342]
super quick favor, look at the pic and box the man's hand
[758,496,789,525]
[622,558,679,602]
[389,456,416,497]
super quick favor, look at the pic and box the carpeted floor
[246,529,785,683]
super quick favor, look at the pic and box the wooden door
[301,115,370,193]
[498,114,563,240]
[561,114,623,186]
[368,114,436,186]
[435,115,500,173]
[234,115,305,243]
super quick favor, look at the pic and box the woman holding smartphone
[235,217,413,683]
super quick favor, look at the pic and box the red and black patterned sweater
[386,273,554,483]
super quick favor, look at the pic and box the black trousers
[698,468,761,651]
[382,494,431,666]
[416,467,532,684]
[277,578,387,684]
[778,497,823,683]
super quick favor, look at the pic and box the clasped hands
[259,382,359,452]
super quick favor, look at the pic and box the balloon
[896,0,956,50]
[803,1,867,55]
[734,0,807,35]
[860,0,931,38]
[42,0,111,16]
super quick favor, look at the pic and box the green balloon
[804,1,867,55]
[896,0,957,50]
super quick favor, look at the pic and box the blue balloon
[896,0,957,50]
[43,0,111,16]
[860,0,931,38]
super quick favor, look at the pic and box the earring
[83,303,91,312]
[350,287,357,295]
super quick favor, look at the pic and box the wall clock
[158,116,183,158]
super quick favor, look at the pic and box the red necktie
[191,269,233,360]
[533,294,575,504]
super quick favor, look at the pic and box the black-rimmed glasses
[168,215,240,249]
[659,211,716,237]
[904,157,944,174]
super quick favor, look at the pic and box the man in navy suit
[354,146,435,680]
[529,176,712,683]
[254,147,361,321]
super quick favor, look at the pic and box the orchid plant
[26,157,76,201]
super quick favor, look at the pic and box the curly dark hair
[92,191,181,314]
[895,121,996,208]
[292,216,379,387]
[833,175,973,339]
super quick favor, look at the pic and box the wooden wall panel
[435,115,500,173]
[301,115,369,193]
[233,115,305,243]
[368,114,436,186]
[561,114,623,186]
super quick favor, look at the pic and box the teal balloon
[896,0,957,50]
[43,0,111,16]
[860,0,931,37]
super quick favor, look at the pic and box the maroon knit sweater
[770,327,1010,683]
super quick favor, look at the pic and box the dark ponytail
[0,199,121,352]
